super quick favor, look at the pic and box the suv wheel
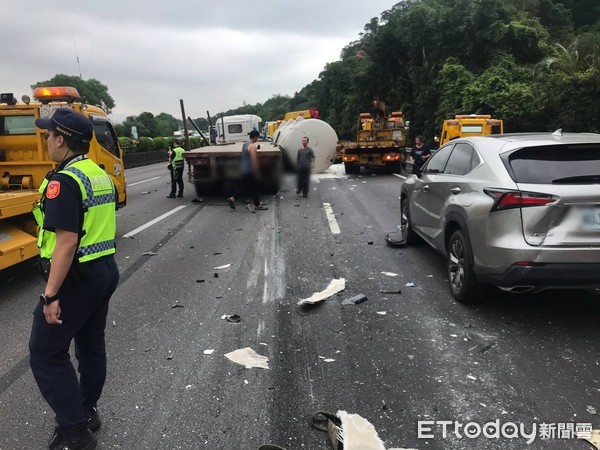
[400,195,420,244]
[447,230,485,303]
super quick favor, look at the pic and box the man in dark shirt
[296,136,315,198]
[410,135,432,170]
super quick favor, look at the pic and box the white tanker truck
[184,113,338,196]
[272,115,338,174]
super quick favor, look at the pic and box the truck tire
[194,181,218,197]
[344,162,359,175]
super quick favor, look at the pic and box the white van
[216,114,262,143]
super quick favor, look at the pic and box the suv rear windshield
[504,144,600,184]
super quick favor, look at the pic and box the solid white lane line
[128,177,161,187]
[392,173,406,179]
[122,206,187,238]
[323,203,341,235]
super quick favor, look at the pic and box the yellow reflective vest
[33,156,117,263]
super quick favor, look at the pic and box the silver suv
[400,132,600,303]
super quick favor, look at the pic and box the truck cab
[0,86,126,270]
[215,114,263,143]
[436,114,504,146]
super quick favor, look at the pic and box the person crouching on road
[296,136,315,198]
[167,140,185,198]
[227,130,268,212]
[30,108,119,450]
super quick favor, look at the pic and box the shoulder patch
[46,180,61,199]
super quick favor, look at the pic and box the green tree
[32,74,116,113]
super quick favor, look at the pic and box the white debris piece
[224,347,270,369]
[203,349,214,355]
[336,410,386,450]
[381,272,398,277]
[467,375,477,381]
[582,430,600,448]
[376,311,387,315]
[297,278,346,305]
[323,358,336,363]
[214,264,231,269]
[405,282,415,287]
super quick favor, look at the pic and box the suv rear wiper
[551,175,600,184]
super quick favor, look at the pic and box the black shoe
[296,189,301,195]
[167,194,176,198]
[49,423,97,450]
[227,197,236,209]
[86,408,101,433]
[177,193,183,198]
[303,194,308,198]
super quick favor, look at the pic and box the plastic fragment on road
[380,289,401,294]
[224,347,270,369]
[381,272,398,277]
[587,405,597,415]
[582,430,600,449]
[467,375,477,380]
[142,251,158,256]
[336,410,386,450]
[376,311,387,315]
[342,294,368,306]
[203,349,214,355]
[171,303,184,308]
[214,264,231,269]
[297,278,346,305]
[405,282,415,287]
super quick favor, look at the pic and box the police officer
[167,140,185,198]
[30,108,119,450]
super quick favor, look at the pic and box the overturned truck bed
[184,142,282,196]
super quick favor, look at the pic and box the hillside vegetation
[225,0,600,141]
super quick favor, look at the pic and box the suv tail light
[484,189,556,212]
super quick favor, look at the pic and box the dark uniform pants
[170,166,184,196]
[29,255,119,428]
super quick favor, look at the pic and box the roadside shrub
[118,137,136,154]
[137,137,155,153]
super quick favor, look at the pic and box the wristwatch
[39,293,59,305]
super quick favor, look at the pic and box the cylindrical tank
[274,117,338,173]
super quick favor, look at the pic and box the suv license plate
[581,208,600,230]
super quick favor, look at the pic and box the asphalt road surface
[0,162,599,450]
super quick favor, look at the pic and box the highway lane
[0,163,599,449]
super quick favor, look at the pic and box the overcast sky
[2,1,397,123]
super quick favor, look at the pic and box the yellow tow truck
[342,109,408,174]
[0,86,127,270]
[436,114,504,146]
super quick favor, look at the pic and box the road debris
[385,228,406,247]
[297,278,346,305]
[381,272,398,277]
[587,405,597,415]
[214,264,231,269]
[224,347,269,369]
[191,198,203,203]
[376,311,387,315]
[196,279,205,283]
[467,375,477,381]
[319,356,336,363]
[171,304,184,309]
[166,352,174,360]
[337,410,386,450]
[221,314,241,323]
[342,294,368,306]
[405,282,415,287]
[582,430,600,449]
[203,349,214,355]
[142,251,158,256]
[380,289,401,294]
